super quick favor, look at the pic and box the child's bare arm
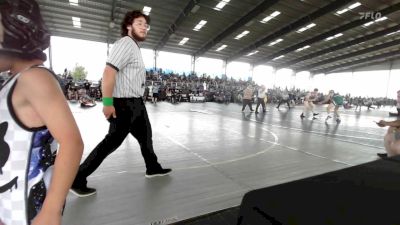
[18,68,83,219]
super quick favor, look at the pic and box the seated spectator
[376,119,400,158]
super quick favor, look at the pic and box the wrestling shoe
[377,153,387,158]
[70,186,97,197]
[145,168,172,178]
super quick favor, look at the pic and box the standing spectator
[255,85,267,113]
[152,83,159,104]
[276,89,291,109]
[242,84,254,112]
[148,84,153,102]
[62,68,68,79]
[143,85,149,102]
[71,10,171,197]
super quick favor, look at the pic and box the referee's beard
[132,28,146,42]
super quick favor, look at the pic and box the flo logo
[359,12,382,20]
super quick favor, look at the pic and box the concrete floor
[62,101,391,225]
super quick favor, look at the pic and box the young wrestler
[0,0,83,224]
[319,90,343,123]
[300,88,319,119]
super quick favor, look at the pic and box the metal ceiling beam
[50,31,108,43]
[297,38,400,71]
[255,2,400,65]
[39,2,110,17]
[311,50,400,74]
[226,0,353,62]
[155,0,199,50]
[326,56,400,74]
[276,24,400,69]
[194,0,280,58]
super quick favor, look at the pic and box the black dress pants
[277,99,290,108]
[255,97,265,112]
[74,97,161,186]
[242,99,253,111]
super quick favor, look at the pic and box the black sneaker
[145,168,172,178]
[377,153,388,158]
[300,113,305,119]
[70,186,97,197]
[313,113,319,116]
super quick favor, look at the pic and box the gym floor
[62,101,389,225]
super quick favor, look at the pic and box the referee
[71,10,171,197]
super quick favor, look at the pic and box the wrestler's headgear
[0,0,50,61]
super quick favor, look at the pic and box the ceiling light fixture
[246,50,259,56]
[216,44,227,51]
[143,6,152,15]
[260,11,281,23]
[214,0,230,11]
[179,37,189,45]
[268,38,283,46]
[297,23,316,33]
[69,0,78,6]
[193,20,207,31]
[234,30,250,40]
[336,2,361,15]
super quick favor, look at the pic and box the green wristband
[102,97,113,106]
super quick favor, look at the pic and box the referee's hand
[103,105,116,119]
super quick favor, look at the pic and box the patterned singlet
[0,67,58,225]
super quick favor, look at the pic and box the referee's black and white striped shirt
[107,36,146,98]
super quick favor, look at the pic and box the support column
[272,67,277,88]
[191,56,196,75]
[386,60,394,98]
[222,59,228,78]
[107,42,110,56]
[249,64,254,82]
[48,42,53,70]
[290,69,296,89]
[154,49,158,71]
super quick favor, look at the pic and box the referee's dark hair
[121,10,150,37]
